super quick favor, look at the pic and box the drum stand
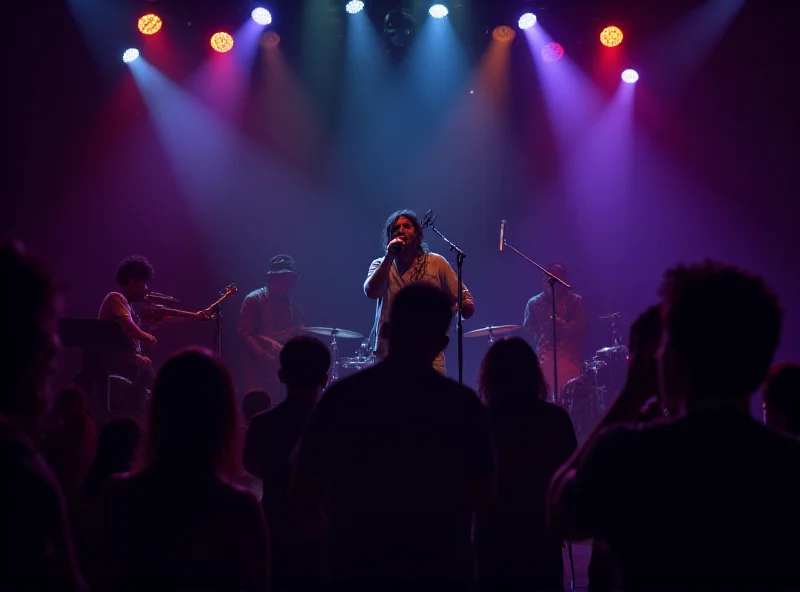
[329,332,340,384]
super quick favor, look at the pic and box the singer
[364,209,475,374]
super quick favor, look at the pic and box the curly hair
[382,209,429,254]
[116,255,154,286]
[478,337,549,411]
[659,259,782,399]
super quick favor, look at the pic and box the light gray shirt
[365,252,475,370]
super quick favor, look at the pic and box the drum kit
[560,313,630,440]
[464,313,630,441]
[306,313,630,436]
[302,326,373,384]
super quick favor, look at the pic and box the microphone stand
[501,237,571,403]
[213,305,222,357]
[427,215,467,384]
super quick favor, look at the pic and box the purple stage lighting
[518,13,536,30]
[621,69,639,83]
[251,7,272,25]
[541,42,564,62]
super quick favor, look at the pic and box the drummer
[522,264,587,401]
[364,209,475,375]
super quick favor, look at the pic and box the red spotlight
[541,42,564,62]
[600,26,623,48]
[210,32,235,53]
[138,13,163,35]
[260,31,281,49]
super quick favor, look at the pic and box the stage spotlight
[621,69,639,83]
[122,48,140,63]
[261,30,281,49]
[210,32,235,53]
[137,13,162,35]
[492,26,516,42]
[429,4,448,18]
[541,42,564,62]
[600,26,623,47]
[345,0,365,14]
[383,8,416,49]
[251,7,272,25]
[518,12,536,30]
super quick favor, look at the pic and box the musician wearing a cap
[238,255,305,402]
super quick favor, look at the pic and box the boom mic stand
[500,223,571,403]
[424,211,467,385]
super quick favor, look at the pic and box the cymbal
[304,327,364,339]
[599,312,623,320]
[464,324,521,338]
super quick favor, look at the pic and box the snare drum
[333,356,376,383]
[339,356,376,370]
[592,345,630,411]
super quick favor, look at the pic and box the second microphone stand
[501,237,571,403]
[427,215,467,385]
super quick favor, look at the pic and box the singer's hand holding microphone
[387,236,406,256]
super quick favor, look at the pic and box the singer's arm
[439,256,475,319]
[364,257,393,300]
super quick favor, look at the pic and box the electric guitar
[141,284,238,322]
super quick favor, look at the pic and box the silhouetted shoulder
[243,287,268,301]
[526,292,546,307]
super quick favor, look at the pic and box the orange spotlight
[138,13,163,35]
[600,26,623,48]
[492,26,516,43]
[210,32,235,53]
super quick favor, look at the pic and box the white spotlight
[345,0,365,14]
[621,69,639,83]
[251,8,272,26]
[518,13,537,30]
[429,4,448,19]
[122,48,140,63]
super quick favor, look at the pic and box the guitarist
[523,264,587,402]
[238,255,305,402]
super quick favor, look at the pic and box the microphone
[145,292,180,303]
[499,220,507,252]
[388,241,403,254]
[420,209,434,228]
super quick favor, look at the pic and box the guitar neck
[258,328,299,344]
[145,305,200,320]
